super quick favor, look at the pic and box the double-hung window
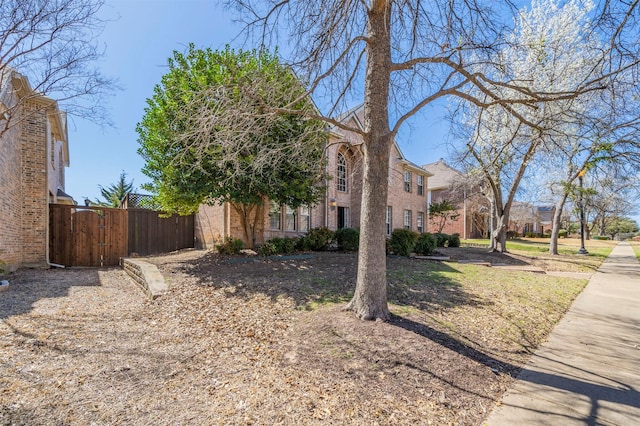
[285,206,297,231]
[404,171,412,192]
[300,206,310,232]
[417,211,424,233]
[417,175,424,196]
[269,202,281,230]
[404,210,412,229]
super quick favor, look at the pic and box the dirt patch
[1,248,588,425]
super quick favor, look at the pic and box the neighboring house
[423,159,556,239]
[0,70,73,271]
[195,105,431,248]
[509,203,555,236]
[422,159,489,239]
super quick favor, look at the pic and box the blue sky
[64,0,452,204]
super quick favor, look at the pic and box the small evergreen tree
[96,171,134,208]
[428,199,460,233]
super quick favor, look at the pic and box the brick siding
[0,113,23,270]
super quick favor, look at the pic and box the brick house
[195,105,431,248]
[509,203,555,236]
[0,70,73,271]
[423,159,490,239]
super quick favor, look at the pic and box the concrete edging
[122,259,168,299]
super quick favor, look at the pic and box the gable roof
[332,104,430,175]
[1,70,69,165]
[422,159,465,190]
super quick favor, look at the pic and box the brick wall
[194,204,227,249]
[427,188,467,237]
[0,112,23,271]
[386,148,428,234]
[20,101,49,266]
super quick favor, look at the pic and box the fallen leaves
[0,249,588,425]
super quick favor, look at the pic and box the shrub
[335,228,359,251]
[278,237,299,253]
[432,232,449,247]
[414,233,437,255]
[506,230,518,240]
[258,240,278,256]
[216,237,244,255]
[261,237,298,255]
[389,228,419,256]
[300,227,335,251]
[558,229,568,238]
[448,233,461,248]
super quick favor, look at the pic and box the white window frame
[337,152,347,192]
[404,171,412,192]
[404,210,412,229]
[300,206,310,232]
[386,206,392,236]
[417,211,424,233]
[285,205,297,231]
[338,206,350,229]
[417,175,424,196]
[269,202,282,230]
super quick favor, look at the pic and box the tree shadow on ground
[390,314,520,377]
[171,251,487,314]
[0,268,102,319]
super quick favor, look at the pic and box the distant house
[0,70,73,271]
[195,105,431,248]
[422,159,490,239]
[509,203,555,236]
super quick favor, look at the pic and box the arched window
[337,152,347,192]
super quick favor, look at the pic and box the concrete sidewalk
[484,242,640,426]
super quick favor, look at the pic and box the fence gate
[49,205,128,267]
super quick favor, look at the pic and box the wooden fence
[49,204,194,267]
[127,209,195,256]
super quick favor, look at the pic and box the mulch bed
[0,248,587,425]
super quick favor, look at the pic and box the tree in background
[428,200,460,234]
[96,171,134,207]
[137,45,327,247]
[604,218,639,240]
[0,0,115,138]
[458,0,608,252]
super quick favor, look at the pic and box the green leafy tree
[428,199,460,234]
[96,171,134,207]
[604,217,639,240]
[136,45,327,247]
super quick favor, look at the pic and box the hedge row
[217,227,460,257]
[387,229,460,256]
[216,227,360,256]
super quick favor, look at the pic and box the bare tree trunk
[492,214,508,252]
[345,1,392,321]
[488,196,497,251]
[549,193,568,255]
[231,202,258,248]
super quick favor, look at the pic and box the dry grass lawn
[0,242,608,425]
